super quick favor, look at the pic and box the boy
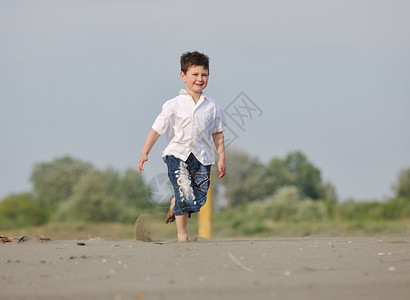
[137,51,226,242]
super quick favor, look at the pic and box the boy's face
[180,65,209,95]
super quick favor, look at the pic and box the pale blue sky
[1,0,409,201]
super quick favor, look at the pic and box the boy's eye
[191,73,207,77]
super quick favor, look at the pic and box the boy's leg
[165,195,175,224]
[166,155,196,215]
[166,155,195,241]
[175,212,189,242]
[186,154,211,208]
[166,154,210,242]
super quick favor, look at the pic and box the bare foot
[165,196,176,224]
[178,234,188,242]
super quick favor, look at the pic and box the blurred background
[1,0,409,237]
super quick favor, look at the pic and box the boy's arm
[138,129,160,173]
[212,131,226,178]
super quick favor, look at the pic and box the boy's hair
[180,51,209,74]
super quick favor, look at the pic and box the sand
[1,235,410,300]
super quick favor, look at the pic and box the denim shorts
[166,153,211,217]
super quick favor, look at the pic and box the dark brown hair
[180,51,209,74]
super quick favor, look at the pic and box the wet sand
[1,235,410,300]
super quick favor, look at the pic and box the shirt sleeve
[211,102,226,134]
[152,103,170,135]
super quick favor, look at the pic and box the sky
[1,0,409,202]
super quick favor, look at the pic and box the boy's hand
[217,159,226,178]
[138,129,160,174]
[138,154,148,174]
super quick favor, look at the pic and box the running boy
[137,51,226,242]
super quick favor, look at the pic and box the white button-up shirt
[152,89,226,165]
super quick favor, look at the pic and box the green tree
[323,181,338,202]
[264,186,301,221]
[221,149,265,207]
[221,149,335,207]
[30,156,95,210]
[55,167,151,223]
[259,158,294,198]
[294,199,328,222]
[283,151,324,200]
[233,185,328,231]
[335,199,383,221]
[381,197,410,219]
[118,168,150,209]
[393,168,410,198]
[55,169,127,222]
[0,193,48,229]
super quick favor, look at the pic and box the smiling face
[180,65,209,99]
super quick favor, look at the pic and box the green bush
[381,197,410,219]
[219,186,329,234]
[0,193,49,229]
[335,200,383,221]
[30,156,95,211]
[264,186,300,221]
[260,186,328,222]
[237,219,267,235]
[393,168,410,197]
[55,170,129,222]
[294,199,328,222]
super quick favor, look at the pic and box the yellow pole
[198,173,212,238]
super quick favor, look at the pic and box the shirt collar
[179,89,208,102]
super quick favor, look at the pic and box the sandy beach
[1,235,410,300]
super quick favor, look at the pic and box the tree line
[0,156,150,228]
[219,150,337,208]
[0,151,409,230]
